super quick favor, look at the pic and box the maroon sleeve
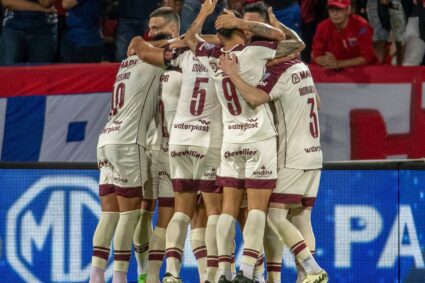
[195,41,221,58]
[311,21,328,59]
[163,45,190,67]
[256,63,284,94]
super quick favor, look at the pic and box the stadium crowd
[0,0,424,66]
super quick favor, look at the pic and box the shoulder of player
[247,40,278,49]
[267,59,304,78]
[195,41,223,58]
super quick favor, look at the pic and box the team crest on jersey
[292,73,301,84]
[210,62,218,72]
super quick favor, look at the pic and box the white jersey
[257,59,322,169]
[164,47,222,148]
[98,55,162,148]
[195,41,277,144]
[159,70,182,149]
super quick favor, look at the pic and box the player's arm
[127,36,167,67]
[184,0,218,52]
[62,0,78,9]
[2,0,55,12]
[219,54,271,108]
[215,9,285,41]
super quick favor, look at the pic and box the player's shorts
[144,148,160,200]
[157,148,175,208]
[97,144,148,198]
[169,144,221,193]
[216,138,277,190]
[270,168,321,208]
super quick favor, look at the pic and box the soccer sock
[264,223,283,283]
[91,212,120,270]
[165,212,191,277]
[240,209,266,280]
[113,210,141,273]
[290,209,316,254]
[134,210,154,276]
[216,213,236,281]
[267,208,321,274]
[253,246,265,281]
[205,215,219,282]
[147,227,167,283]
[191,228,207,283]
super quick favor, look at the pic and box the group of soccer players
[90,1,328,283]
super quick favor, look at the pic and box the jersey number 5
[190,77,209,116]
[110,82,125,116]
[307,98,319,138]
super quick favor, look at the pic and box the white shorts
[97,144,147,198]
[169,145,221,193]
[270,168,321,207]
[157,148,175,207]
[144,148,160,200]
[216,138,277,189]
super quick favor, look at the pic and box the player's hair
[217,10,243,39]
[149,7,180,29]
[242,1,270,23]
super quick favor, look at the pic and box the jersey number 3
[307,98,319,138]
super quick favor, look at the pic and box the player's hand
[127,36,144,57]
[200,0,218,16]
[219,53,239,76]
[267,7,280,28]
[215,9,240,29]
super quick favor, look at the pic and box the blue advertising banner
[0,168,424,282]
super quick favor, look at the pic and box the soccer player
[184,1,305,282]
[91,47,163,283]
[128,17,223,283]
[130,8,183,283]
[218,11,328,283]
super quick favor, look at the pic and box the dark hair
[242,1,270,23]
[149,7,180,28]
[217,10,243,39]
[151,33,173,41]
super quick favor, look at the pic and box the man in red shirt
[312,0,378,69]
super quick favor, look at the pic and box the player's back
[164,47,222,148]
[195,41,278,144]
[266,59,322,169]
[98,55,163,148]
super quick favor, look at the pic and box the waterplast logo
[6,176,112,283]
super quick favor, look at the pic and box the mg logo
[6,176,113,283]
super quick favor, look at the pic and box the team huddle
[91,1,328,283]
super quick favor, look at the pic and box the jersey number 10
[110,82,125,116]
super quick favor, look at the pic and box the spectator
[115,0,159,62]
[312,0,378,69]
[62,0,103,63]
[1,0,57,65]
[367,0,406,65]
[179,0,227,34]
[402,0,425,65]
[264,0,301,35]
[299,0,328,63]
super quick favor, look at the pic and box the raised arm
[219,54,271,108]
[215,9,285,41]
[127,36,167,67]
[184,0,218,52]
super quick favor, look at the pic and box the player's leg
[90,148,120,283]
[110,145,145,283]
[216,143,245,282]
[264,224,283,283]
[147,153,175,283]
[235,138,277,282]
[134,199,156,283]
[201,191,222,283]
[134,149,159,283]
[289,169,321,283]
[267,169,327,283]
[190,199,208,283]
[163,145,199,282]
